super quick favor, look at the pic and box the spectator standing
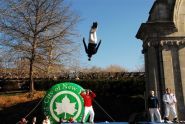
[148,90,162,122]
[18,118,28,124]
[32,117,36,124]
[163,88,178,123]
[42,116,50,124]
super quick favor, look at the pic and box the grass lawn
[0,91,46,123]
[0,91,45,108]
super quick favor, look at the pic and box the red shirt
[80,91,96,107]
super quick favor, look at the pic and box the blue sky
[69,0,154,71]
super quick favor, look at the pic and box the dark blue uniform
[148,96,159,108]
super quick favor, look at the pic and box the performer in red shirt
[80,89,96,123]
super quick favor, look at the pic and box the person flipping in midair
[83,22,101,61]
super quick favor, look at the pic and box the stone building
[136,0,185,120]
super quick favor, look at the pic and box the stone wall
[136,0,185,120]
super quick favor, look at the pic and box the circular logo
[42,82,84,123]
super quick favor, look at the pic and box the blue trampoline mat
[61,122,128,124]
[96,122,128,124]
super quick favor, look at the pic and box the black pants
[87,43,97,57]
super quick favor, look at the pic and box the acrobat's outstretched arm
[95,40,101,54]
[83,37,88,54]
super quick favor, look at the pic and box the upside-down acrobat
[83,22,101,61]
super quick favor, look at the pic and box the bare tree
[133,64,145,72]
[0,0,80,92]
[103,64,128,72]
[81,66,103,73]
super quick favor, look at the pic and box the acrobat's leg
[83,38,88,53]
[95,40,101,54]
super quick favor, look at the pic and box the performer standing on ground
[80,89,96,123]
[163,88,178,123]
[148,90,162,122]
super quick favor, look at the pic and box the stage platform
[136,121,185,124]
[95,121,184,124]
[96,122,128,124]
[61,121,185,124]
[61,122,128,124]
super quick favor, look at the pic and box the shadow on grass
[0,98,44,124]
[0,95,146,123]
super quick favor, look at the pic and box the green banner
[42,82,85,123]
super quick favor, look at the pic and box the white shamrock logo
[54,95,77,119]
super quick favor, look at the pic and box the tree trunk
[47,43,53,76]
[29,59,34,92]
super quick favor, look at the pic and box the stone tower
[136,0,185,120]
